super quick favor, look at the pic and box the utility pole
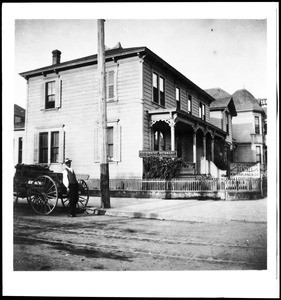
[97,19,110,208]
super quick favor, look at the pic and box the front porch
[148,108,228,177]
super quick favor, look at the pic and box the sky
[14,17,268,109]
[3,3,279,298]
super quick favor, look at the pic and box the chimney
[52,50,61,65]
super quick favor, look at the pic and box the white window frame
[152,70,165,107]
[34,125,65,165]
[106,65,118,102]
[254,115,261,134]
[94,120,121,163]
[41,75,61,110]
[176,86,180,110]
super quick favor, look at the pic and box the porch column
[203,133,206,174]
[193,132,196,164]
[211,135,214,162]
[170,120,175,151]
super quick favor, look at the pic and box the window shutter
[33,132,39,163]
[93,124,100,162]
[41,82,46,110]
[113,123,121,162]
[55,78,61,108]
[58,128,65,163]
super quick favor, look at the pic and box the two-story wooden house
[19,45,228,179]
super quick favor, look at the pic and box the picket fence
[89,177,267,193]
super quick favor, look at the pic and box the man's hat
[64,158,72,164]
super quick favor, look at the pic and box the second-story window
[199,102,206,121]
[42,76,61,110]
[187,95,192,114]
[106,70,117,101]
[256,146,261,163]
[255,116,260,134]
[152,72,165,106]
[226,113,229,135]
[176,87,180,110]
[46,81,56,109]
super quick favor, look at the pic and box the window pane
[159,132,165,150]
[51,131,59,147]
[153,87,158,104]
[188,99,191,112]
[176,87,180,101]
[154,131,159,151]
[255,116,260,134]
[256,146,261,162]
[159,77,164,92]
[39,132,48,163]
[107,127,114,160]
[199,104,202,118]
[47,81,55,95]
[107,127,113,144]
[153,73,158,88]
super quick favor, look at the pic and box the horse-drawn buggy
[13,164,90,215]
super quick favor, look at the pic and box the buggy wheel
[28,175,58,215]
[61,180,89,213]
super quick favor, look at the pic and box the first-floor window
[37,130,62,164]
[256,146,261,163]
[107,127,114,161]
[154,130,165,151]
[39,132,49,163]
[18,137,23,164]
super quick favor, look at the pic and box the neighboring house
[205,88,237,148]
[20,45,230,179]
[231,89,267,164]
[14,104,25,165]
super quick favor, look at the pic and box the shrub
[143,157,185,180]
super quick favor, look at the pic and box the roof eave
[19,47,147,79]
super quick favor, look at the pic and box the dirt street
[13,203,267,271]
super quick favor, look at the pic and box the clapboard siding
[142,60,212,150]
[25,56,144,178]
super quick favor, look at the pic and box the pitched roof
[14,104,25,117]
[210,96,237,116]
[205,88,231,99]
[19,45,215,104]
[232,89,264,113]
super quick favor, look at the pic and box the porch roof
[148,108,227,138]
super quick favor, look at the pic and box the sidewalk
[86,197,267,223]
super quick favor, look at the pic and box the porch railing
[89,177,265,193]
